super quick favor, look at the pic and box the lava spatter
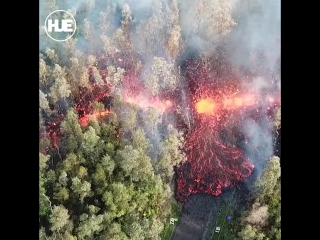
[174,74,278,202]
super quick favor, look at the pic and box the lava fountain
[175,80,278,202]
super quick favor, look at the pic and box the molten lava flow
[196,94,257,115]
[124,95,173,112]
[43,71,174,147]
[175,83,275,202]
[78,110,111,127]
[196,98,217,115]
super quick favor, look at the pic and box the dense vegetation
[231,105,281,240]
[40,108,184,239]
[221,154,281,240]
[39,0,280,239]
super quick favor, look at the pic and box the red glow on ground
[196,98,217,115]
[124,95,173,112]
[174,60,279,202]
[78,110,111,127]
[176,88,257,202]
[43,69,174,148]
[222,94,256,110]
[234,97,243,107]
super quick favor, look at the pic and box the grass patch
[161,199,182,240]
[211,199,237,240]
[162,224,175,240]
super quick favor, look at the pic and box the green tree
[60,109,83,152]
[238,224,258,240]
[39,90,51,114]
[143,218,164,240]
[46,48,59,63]
[132,128,151,153]
[100,223,129,240]
[255,156,281,202]
[40,153,50,172]
[126,221,145,240]
[79,66,90,88]
[53,185,70,202]
[82,126,100,153]
[101,154,116,176]
[92,164,108,194]
[121,3,132,31]
[40,153,51,217]
[274,106,281,129]
[119,104,137,132]
[92,66,104,85]
[71,177,91,202]
[104,183,133,218]
[39,58,49,88]
[49,205,70,232]
[145,108,162,135]
[146,57,178,96]
[166,0,182,59]
[157,125,185,182]
[211,0,237,39]
[49,64,71,104]
[76,213,104,239]
[116,145,140,178]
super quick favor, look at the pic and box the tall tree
[39,58,49,89]
[116,145,140,179]
[60,109,84,152]
[157,125,185,182]
[132,128,151,153]
[49,205,70,232]
[39,90,51,114]
[49,64,71,104]
[100,222,128,240]
[82,126,100,153]
[121,3,132,34]
[71,177,92,202]
[46,48,59,64]
[76,213,104,239]
[238,224,258,240]
[166,0,182,59]
[103,183,132,218]
[211,0,236,39]
[146,57,178,96]
[274,106,281,129]
[255,156,281,202]
[40,153,51,218]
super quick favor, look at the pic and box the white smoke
[228,0,280,73]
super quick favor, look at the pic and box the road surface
[171,184,250,240]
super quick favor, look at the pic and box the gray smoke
[227,0,280,177]
[40,0,280,174]
[229,0,280,73]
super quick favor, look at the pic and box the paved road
[171,193,224,240]
[171,184,250,240]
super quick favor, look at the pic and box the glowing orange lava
[197,94,257,114]
[196,98,217,115]
[79,110,110,126]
